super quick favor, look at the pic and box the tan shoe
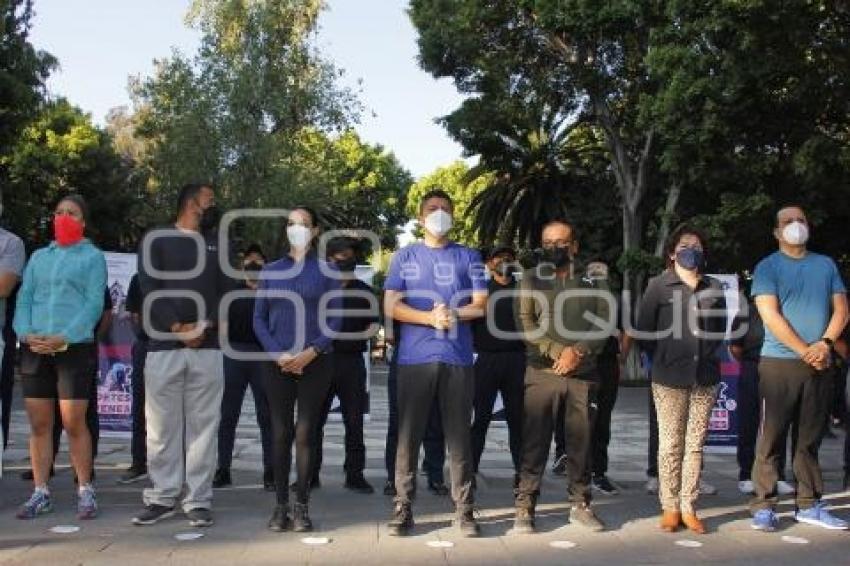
[681,513,706,534]
[660,510,680,532]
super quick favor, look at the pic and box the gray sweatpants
[143,348,224,512]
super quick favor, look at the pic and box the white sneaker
[645,477,659,494]
[776,480,796,496]
[699,479,718,495]
[738,480,755,495]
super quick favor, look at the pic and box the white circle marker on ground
[426,540,454,548]
[49,525,80,534]
[549,540,577,549]
[301,537,331,545]
[781,535,809,545]
[174,532,205,541]
[675,540,703,548]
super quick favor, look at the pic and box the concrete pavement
[1,363,848,565]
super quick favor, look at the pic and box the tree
[131,0,362,228]
[0,0,57,181]
[410,0,850,290]
[4,99,141,251]
[406,161,490,247]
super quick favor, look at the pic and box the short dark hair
[775,203,807,227]
[541,218,577,239]
[327,236,359,257]
[483,245,516,261]
[418,189,453,215]
[177,183,212,213]
[243,243,266,260]
[665,224,709,267]
[56,193,90,223]
[290,205,321,228]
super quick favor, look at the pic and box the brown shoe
[681,513,706,534]
[660,511,680,532]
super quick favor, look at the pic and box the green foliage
[0,0,57,156]
[406,161,489,247]
[125,0,413,256]
[3,99,140,251]
[409,0,850,286]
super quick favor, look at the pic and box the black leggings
[264,355,333,505]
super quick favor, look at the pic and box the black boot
[212,468,231,489]
[345,473,374,494]
[292,502,313,532]
[263,468,275,492]
[267,504,291,532]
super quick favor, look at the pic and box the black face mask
[200,205,220,233]
[495,262,518,279]
[540,246,571,268]
[244,262,264,273]
[335,257,357,272]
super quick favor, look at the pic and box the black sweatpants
[736,358,789,481]
[555,353,618,477]
[590,353,619,477]
[395,362,474,508]
[314,351,368,477]
[517,367,597,507]
[264,355,333,505]
[218,350,273,472]
[647,390,659,477]
[0,325,15,449]
[470,350,525,473]
[384,356,445,484]
[751,358,831,512]
[130,339,147,470]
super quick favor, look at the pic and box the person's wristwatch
[821,337,835,351]
[311,344,328,356]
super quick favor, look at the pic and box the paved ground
[1,363,848,565]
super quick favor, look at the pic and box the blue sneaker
[794,502,848,530]
[751,509,779,532]
[77,486,98,520]
[16,489,53,520]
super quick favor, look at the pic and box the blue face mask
[675,247,704,271]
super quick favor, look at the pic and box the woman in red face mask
[13,195,107,521]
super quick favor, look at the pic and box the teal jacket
[13,239,107,344]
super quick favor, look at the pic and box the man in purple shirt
[384,189,488,537]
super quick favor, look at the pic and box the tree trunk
[653,183,682,258]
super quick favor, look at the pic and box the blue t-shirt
[384,242,487,366]
[751,251,846,359]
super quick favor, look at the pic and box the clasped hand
[278,347,318,377]
[801,341,830,371]
[553,346,584,376]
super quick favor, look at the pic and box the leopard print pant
[652,382,718,514]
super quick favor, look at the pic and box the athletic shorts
[20,343,97,400]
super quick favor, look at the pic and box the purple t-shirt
[384,242,487,367]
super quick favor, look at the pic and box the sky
[27,0,467,178]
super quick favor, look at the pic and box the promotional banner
[97,253,138,436]
[705,273,741,453]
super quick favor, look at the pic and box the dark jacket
[636,270,729,388]
[516,266,613,380]
[472,278,526,353]
[333,278,379,354]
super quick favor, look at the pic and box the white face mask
[782,221,809,246]
[423,209,453,238]
[287,225,312,250]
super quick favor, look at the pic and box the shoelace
[24,491,47,510]
[79,488,96,509]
